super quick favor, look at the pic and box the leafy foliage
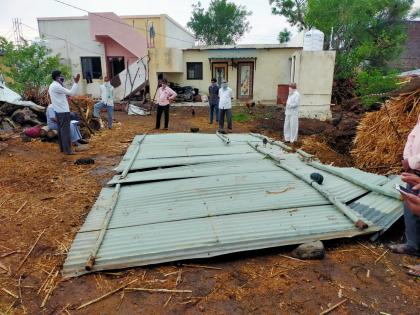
[278,28,292,43]
[355,69,399,108]
[187,0,252,45]
[269,0,415,79]
[0,37,70,93]
[269,0,307,30]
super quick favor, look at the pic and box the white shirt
[100,83,114,106]
[218,87,233,109]
[48,81,78,113]
[285,90,300,115]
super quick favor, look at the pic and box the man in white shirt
[218,80,233,133]
[283,83,300,143]
[48,70,80,155]
[93,76,115,129]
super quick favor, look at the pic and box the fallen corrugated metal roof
[63,133,404,277]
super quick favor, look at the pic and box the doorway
[107,57,125,79]
[212,63,228,86]
[236,62,254,99]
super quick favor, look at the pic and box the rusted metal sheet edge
[62,228,379,278]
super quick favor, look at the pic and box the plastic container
[303,28,324,51]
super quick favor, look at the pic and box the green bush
[232,112,252,123]
[355,70,398,109]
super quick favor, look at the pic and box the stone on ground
[292,240,325,260]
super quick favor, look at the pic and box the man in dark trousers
[48,70,80,154]
[155,79,177,130]
[208,78,219,124]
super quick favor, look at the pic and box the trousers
[284,113,299,143]
[405,184,420,250]
[156,105,169,129]
[219,108,232,130]
[209,101,219,124]
[55,112,72,154]
[94,102,114,129]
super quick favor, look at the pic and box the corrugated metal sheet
[63,133,404,277]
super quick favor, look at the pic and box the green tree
[0,37,70,93]
[269,0,416,79]
[187,0,252,45]
[278,28,292,43]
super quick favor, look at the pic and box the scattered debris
[125,288,192,294]
[320,299,347,315]
[77,279,138,310]
[292,241,325,260]
[16,229,46,272]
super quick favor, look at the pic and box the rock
[292,241,325,260]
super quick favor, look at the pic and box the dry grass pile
[352,88,420,174]
[301,136,352,167]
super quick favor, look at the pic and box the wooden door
[237,62,254,100]
[212,63,228,86]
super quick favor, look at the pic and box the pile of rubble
[0,84,98,149]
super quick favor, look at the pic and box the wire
[53,0,195,45]
[20,22,105,55]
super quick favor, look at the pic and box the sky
[0,0,419,45]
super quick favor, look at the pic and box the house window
[81,57,102,80]
[186,62,203,80]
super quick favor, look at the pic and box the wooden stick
[319,299,347,315]
[40,270,59,308]
[77,279,138,310]
[125,288,192,293]
[278,254,309,263]
[182,264,222,270]
[6,301,16,314]
[15,201,28,214]
[2,288,19,299]
[18,274,25,313]
[0,251,17,258]
[374,250,389,264]
[16,229,46,272]
[357,242,379,256]
[164,295,172,307]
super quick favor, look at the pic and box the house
[37,13,335,120]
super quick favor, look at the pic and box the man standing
[93,76,114,129]
[48,70,80,155]
[155,79,177,130]
[283,83,300,144]
[218,80,233,133]
[208,78,219,124]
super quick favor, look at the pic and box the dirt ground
[0,106,419,315]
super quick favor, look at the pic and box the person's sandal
[388,243,420,257]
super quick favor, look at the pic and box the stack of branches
[23,87,50,107]
[69,96,98,137]
[352,87,420,174]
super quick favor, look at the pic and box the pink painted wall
[99,36,137,66]
[88,12,147,58]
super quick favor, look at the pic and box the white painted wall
[292,50,336,120]
[164,16,195,49]
[164,48,299,102]
[37,18,105,98]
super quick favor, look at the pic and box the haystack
[352,87,420,174]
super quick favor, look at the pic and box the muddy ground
[0,106,419,315]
